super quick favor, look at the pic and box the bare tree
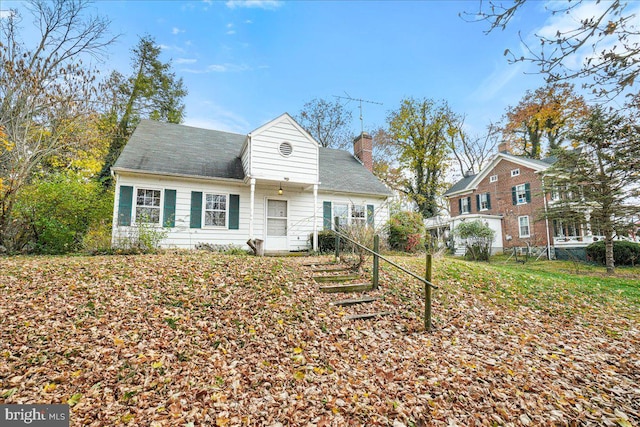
[0,0,115,249]
[295,98,354,149]
[449,119,498,178]
[464,0,640,98]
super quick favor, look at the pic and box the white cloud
[0,10,14,19]
[245,19,253,24]
[227,30,236,35]
[175,58,197,64]
[184,104,251,134]
[225,0,282,10]
[227,23,234,28]
[159,44,186,54]
[181,63,251,73]
[470,61,528,103]
[172,27,185,35]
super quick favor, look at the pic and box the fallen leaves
[0,253,638,426]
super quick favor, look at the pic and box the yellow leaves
[67,393,82,406]
[113,336,124,346]
[43,383,57,392]
[216,417,230,426]
[293,347,303,354]
[293,371,305,381]
[151,361,163,369]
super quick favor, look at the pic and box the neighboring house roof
[113,119,391,197]
[444,151,558,197]
[319,148,392,196]
[113,120,247,180]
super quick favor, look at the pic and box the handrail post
[372,234,379,290]
[425,253,433,331]
[334,216,340,260]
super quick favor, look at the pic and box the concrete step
[329,296,378,307]
[345,311,393,320]
[319,283,372,293]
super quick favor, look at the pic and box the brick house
[444,148,556,256]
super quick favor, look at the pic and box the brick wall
[448,159,551,250]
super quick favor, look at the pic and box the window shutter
[117,185,133,226]
[458,198,462,214]
[229,194,240,230]
[486,193,491,210]
[467,197,471,212]
[323,201,332,230]
[525,183,531,203]
[163,189,176,227]
[367,204,375,227]
[190,191,202,228]
[476,194,480,211]
[512,186,517,205]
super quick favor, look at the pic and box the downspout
[313,184,318,251]
[542,176,552,260]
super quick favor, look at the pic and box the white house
[111,113,392,252]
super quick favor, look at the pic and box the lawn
[0,253,638,426]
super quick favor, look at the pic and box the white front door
[266,199,288,251]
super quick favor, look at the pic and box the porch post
[312,184,318,251]
[249,178,256,239]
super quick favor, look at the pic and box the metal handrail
[331,228,438,290]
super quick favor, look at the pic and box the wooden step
[313,274,360,283]
[319,283,372,293]
[312,266,351,273]
[303,261,338,267]
[345,311,393,320]
[330,296,378,307]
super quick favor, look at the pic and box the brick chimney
[353,132,373,172]
[498,141,510,154]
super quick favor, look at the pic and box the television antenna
[334,92,382,134]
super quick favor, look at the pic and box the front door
[266,199,288,251]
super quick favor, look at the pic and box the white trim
[249,178,256,239]
[518,215,530,238]
[313,184,318,251]
[202,192,229,228]
[489,175,498,183]
[133,186,163,225]
[113,168,245,185]
[511,168,520,177]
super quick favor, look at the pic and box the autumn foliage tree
[0,0,115,250]
[385,98,457,218]
[501,83,589,158]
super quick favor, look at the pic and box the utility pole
[334,92,382,134]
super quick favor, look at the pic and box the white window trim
[518,215,530,238]
[133,186,163,225]
[515,184,527,205]
[461,197,471,214]
[489,175,498,183]
[479,193,489,211]
[203,192,229,228]
[332,202,370,228]
[511,168,520,177]
[351,204,366,225]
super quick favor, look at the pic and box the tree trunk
[604,232,615,275]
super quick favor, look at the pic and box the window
[550,187,560,201]
[333,204,348,228]
[511,168,520,177]
[514,184,528,204]
[489,175,498,183]
[479,193,490,211]
[553,220,580,238]
[351,205,366,225]
[518,216,530,237]
[205,194,227,227]
[136,188,161,224]
[460,197,470,214]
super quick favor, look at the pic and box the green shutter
[323,201,332,230]
[229,194,240,230]
[512,186,517,205]
[476,194,480,212]
[190,191,202,228]
[486,193,491,210]
[163,189,176,227]
[458,198,462,214]
[367,204,374,227]
[525,183,531,203]
[118,185,133,226]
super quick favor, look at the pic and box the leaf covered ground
[0,253,638,426]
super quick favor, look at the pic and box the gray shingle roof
[113,120,391,197]
[443,174,476,196]
[319,148,392,196]
[113,120,246,179]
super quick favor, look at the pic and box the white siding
[113,173,389,251]
[250,116,319,185]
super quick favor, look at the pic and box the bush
[14,173,113,254]
[586,240,640,266]
[453,220,495,261]
[386,211,425,253]
[311,230,339,253]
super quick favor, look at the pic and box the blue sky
[5,0,566,136]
